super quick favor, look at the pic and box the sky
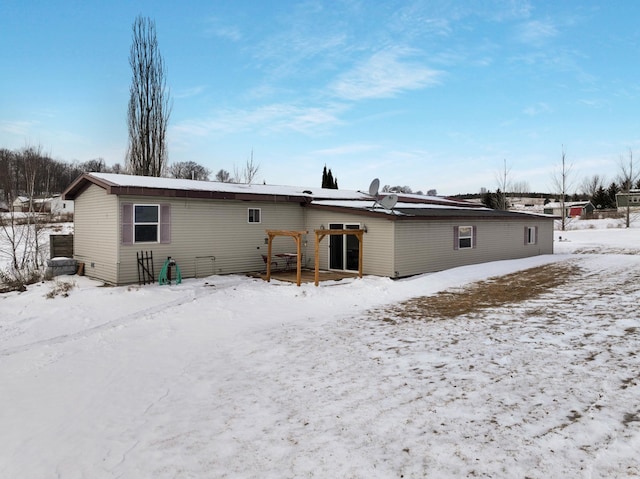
[2,0,640,195]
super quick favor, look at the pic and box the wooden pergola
[265,228,366,287]
[314,228,365,286]
[265,230,307,286]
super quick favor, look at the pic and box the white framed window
[122,203,170,245]
[457,225,474,249]
[248,208,261,223]
[525,226,538,245]
[134,204,160,242]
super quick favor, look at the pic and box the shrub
[0,267,43,293]
[45,279,76,299]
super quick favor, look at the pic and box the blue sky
[2,1,639,195]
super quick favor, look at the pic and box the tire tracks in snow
[0,287,211,358]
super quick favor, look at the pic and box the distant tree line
[0,146,122,202]
[0,145,271,204]
[475,179,640,211]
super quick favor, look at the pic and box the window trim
[122,203,171,245]
[455,225,475,250]
[134,204,160,243]
[525,226,538,245]
[248,207,261,224]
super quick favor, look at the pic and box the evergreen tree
[591,185,608,209]
[481,190,498,209]
[327,169,335,189]
[321,165,338,189]
[606,182,619,208]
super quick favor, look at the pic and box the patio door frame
[328,222,360,272]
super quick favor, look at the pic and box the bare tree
[168,161,211,180]
[579,174,604,199]
[495,159,511,210]
[233,150,260,184]
[0,146,51,288]
[126,15,172,177]
[550,145,574,231]
[110,163,124,174]
[81,158,107,172]
[617,149,639,228]
[215,169,231,183]
[511,180,530,197]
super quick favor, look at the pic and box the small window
[248,208,261,223]
[458,226,473,249]
[526,226,538,245]
[134,205,159,242]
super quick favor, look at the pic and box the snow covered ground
[1,219,639,478]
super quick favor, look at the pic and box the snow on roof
[311,199,491,212]
[310,199,553,220]
[86,172,370,200]
[66,174,550,221]
[544,201,592,209]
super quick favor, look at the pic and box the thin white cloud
[523,102,551,116]
[174,86,206,99]
[578,98,606,108]
[330,48,442,101]
[516,20,558,45]
[310,143,380,157]
[0,120,38,136]
[203,18,242,41]
[171,102,348,141]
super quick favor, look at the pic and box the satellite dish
[368,178,380,197]
[378,194,398,210]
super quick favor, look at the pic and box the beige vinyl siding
[394,219,554,277]
[304,209,395,276]
[73,184,119,283]
[116,196,305,284]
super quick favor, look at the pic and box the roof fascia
[62,173,119,200]
[62,173,314,203]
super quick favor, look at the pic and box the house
[543,201,594,218]
[62,173,555,285]
[12,196,31,212]
[9,195,74,216]
[33,196,75,216]
[616,189,640,210]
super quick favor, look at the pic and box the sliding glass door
[329,223,360,271]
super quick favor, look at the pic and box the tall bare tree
[495,159,511,210]
[233,149,260,184]
[617,149,639,228]
[550,145,574,231]
[126,15,171,177]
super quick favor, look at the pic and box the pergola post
[266,233,274,282]
[265,230,308,286]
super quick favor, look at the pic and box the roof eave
[62,173,119,200]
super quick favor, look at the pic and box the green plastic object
[158,257,182,285]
